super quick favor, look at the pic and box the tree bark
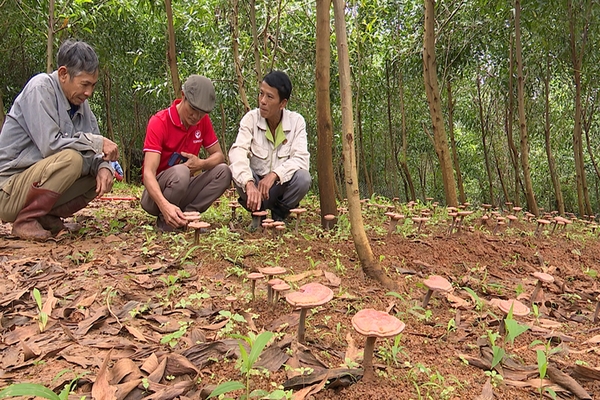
[315,0,337,227]
[543,53,564,215]
[46,0,55,73]
[249,0,262,84]
[396,68,416,202]
[568,0,592,216]
[332,0,397,291]
[514,0,538,215]
[102,67,116,143]
[231,0,251,112]
[477,74,494,206]
[165,0,181,98]
[506,32,522,207]
[422,0,457,207]
[447,79,465,203]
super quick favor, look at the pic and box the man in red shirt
[141,75,231,231]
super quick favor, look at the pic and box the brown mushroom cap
[252,210,269,217]
[188,221,211,229]
[498,299,530,317]
[324,214,335,221]
[247,272,264,280]
[290,208,307,215]
[268,278,285,286]
[286,282,333,308]
[537,219,551,225]
[512,207,523,212]
[184,212,202,221]
[259,266,286,276]
[352,309,406,338]
[423,275,453,293]
[272,282,291,292]
[533,272,554,283]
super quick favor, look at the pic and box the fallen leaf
[324,271,341,287]
[91,349,117,400]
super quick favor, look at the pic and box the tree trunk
[357,105,373,197]
[231,0,251,112]
[46,0,55,73]
[477,75,494,206]
[249,0,263,84]
[514,0,538,215]
[220,104,229,164]
[506,32,522,207]
[396,68,416,202]
[102,67,116,143]
[447,80,465,203]
[165,0,181,98]
[315,0,337,227]
[568,0,592,216]
[332,0,397,291]
[422,0,457,207]
[269,0,283,71]
[543,53,564,215]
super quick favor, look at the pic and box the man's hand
[180,151,203,174]
[95,167,114,197]
[245,181,262,211]
[257,172,278,201]
[102,138,119,161]
[160,203,188,229]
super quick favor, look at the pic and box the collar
[51,71,83,117]
[168,98,185,128]
[257,108,291,133]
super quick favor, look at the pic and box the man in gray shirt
[0,39,119,240]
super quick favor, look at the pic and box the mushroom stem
[251,280,257,301]
[422,289,434,308]
[530,281,543,307]
[194,230,200,245]
[298,307,308,343]
[593,301,600,324]
[362,336,377,382]
[499,316,506,336]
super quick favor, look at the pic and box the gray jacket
[0,71,111,189]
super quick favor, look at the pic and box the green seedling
[160,321,191,348]
[504,305,529,346]
[0,370,87,400]
[486,330,505,370]
[32,288,48,332]
[530,339,561,399]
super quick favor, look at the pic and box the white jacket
[229,108,309,189]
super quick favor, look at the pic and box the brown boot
[11,185,61,241]
[39,195,90,234]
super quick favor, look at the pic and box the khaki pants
[0,150,96,222]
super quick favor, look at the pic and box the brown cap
[533,272,554,283]
[352,309,405,338]
[286,282,333,308]
[258,266,286,276]
[423,275,453,293]
[498,299,530,317]
[188,221,210,229]
[183,75,216,113]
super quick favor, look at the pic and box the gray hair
[56,39,99,77]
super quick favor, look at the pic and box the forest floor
[1,185,600,400]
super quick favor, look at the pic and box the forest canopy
[1,0,600,216]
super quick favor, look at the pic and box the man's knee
[50,149,84,181]
[213,163,233,185]
[291,169,311,193]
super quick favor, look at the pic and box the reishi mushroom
[285,282,333,343]
[289,208,307,235]
[497,299,530,335]
[188,220,211,245]
[323,214,335,230]
[530,272,554,306]
[251,210,268,231]
[351,309,405,381]
[422,275,453,308]
[259,266,286,303]
[247,272,264,301]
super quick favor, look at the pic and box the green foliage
[32,288,48,332]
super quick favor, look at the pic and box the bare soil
[1,190,600,400]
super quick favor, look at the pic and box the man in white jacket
[229,71,310,223]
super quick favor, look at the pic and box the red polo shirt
[143,99,219,176]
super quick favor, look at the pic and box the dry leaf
[91,349,117,400]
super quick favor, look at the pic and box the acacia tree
[315,0,337,226]
[46,0,55,73]
[165,0,181,98]
[332,0,397,290]
[514,0,538,215]
[422,0,457,206]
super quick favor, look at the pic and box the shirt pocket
[250,142,269,160]
[276,141,292,159]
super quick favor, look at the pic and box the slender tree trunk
[583,98,600,181]
[102,68,115,143]
[231,0,251,112]
[316,0,337,227]
[423,0,457,207]
[506,32,522,207]
[0,90,4,129]
[447,80,465,203]
[477,75,494,206]
[165,0,181,98]
[543,53,564,215]
[385,60,393,196]
[46,0,55,73]
[568,0,592,216]
[357,105,373,197]
[514,0,538,215]
[332,0,397,290]
[220,104,229,164]
[269,0,283,71]
[396,68,416,201]
[492,140,509,205]
[249,0,262,84]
